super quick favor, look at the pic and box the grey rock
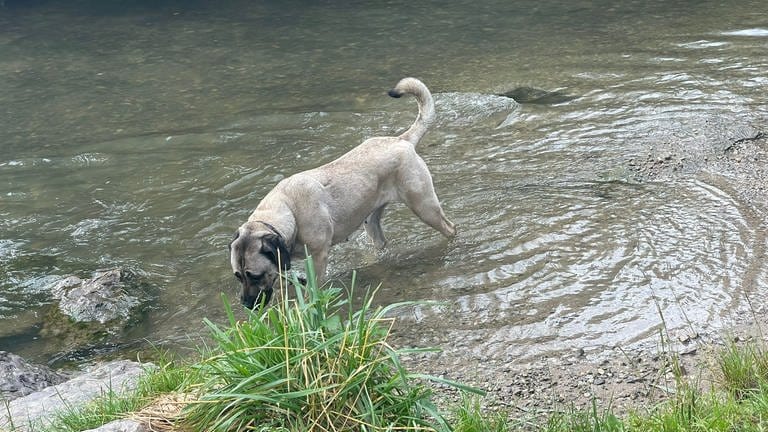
[49,275,83,298]
[82,419,147,432]
[0,360,154,431]
[0,351,67,401]
[54,269,139,324]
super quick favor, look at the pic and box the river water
[1,0,767,365]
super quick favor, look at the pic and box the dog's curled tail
[388,77,435,146]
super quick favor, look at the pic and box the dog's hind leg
[407,192,456,239]
[364,205,388,249]
[400,158,456,239]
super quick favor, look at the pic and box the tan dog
[229,77,456,308]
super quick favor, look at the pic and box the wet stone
[53,269,138,324]
[0,351,67,402]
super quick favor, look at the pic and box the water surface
[1,0,767,364]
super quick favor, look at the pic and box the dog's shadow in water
[323,234,456,303]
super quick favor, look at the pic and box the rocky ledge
[0,359,151,432]
[0,351,68,402]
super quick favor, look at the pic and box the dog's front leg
[308,245,329,286]
[304,226,332,286]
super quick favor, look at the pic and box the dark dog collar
[255,220,283,239]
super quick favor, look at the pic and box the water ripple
[385,179,758,361]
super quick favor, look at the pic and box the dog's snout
[240,289,273,310]
[241,293,257,310]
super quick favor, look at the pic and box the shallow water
[1,0,767,364]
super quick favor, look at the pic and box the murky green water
[1,0,767,364]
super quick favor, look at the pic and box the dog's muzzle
[241,288,273,310]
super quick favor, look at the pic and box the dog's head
[228,222,291,309]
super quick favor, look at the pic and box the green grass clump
[451,396,511,432]
[183,261,479,432]
[545,399,623,432]
[718,341,768,398]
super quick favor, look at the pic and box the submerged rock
[52,268,139,324]
[498,86,576,104]
[0,351,67,402]
[37,268,144,353]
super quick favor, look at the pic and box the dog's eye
[234,272,243,281]
[245,271,263,282]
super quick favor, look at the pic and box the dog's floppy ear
[228,231,240,251]
[260,233,291,272]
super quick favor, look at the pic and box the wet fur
[229,77,456,309]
